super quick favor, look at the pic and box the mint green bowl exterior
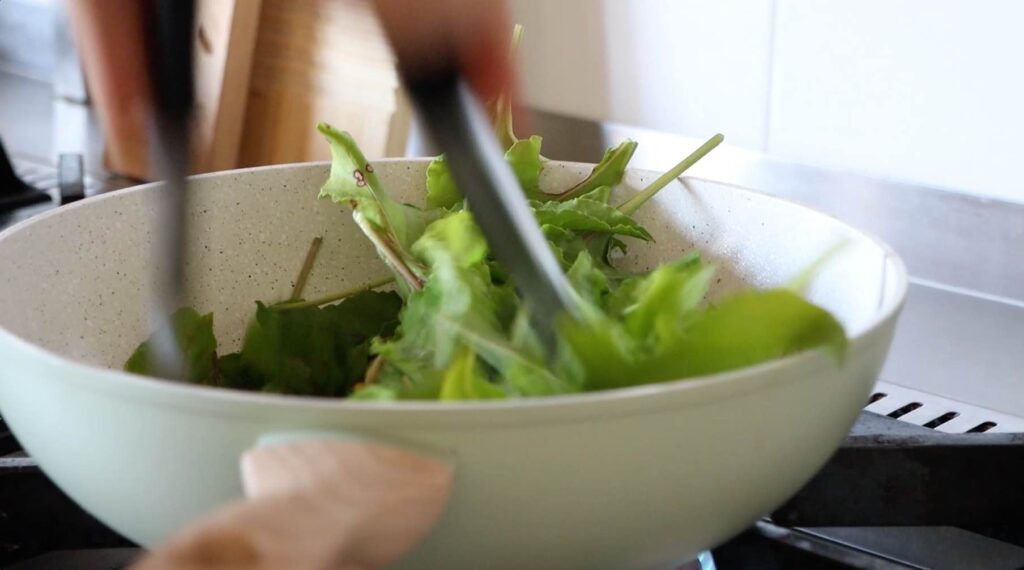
[0,160,905,569]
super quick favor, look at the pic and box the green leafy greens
[124,307,216,383]
[124,28,847,402]
[125,291,402,397]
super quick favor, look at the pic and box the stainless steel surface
[406,78,577,339]
[533,109,1024,301]
[805,527,1024,570]
[880,283,1024,420]
[752,522,917,570]
[866,381,1024,434]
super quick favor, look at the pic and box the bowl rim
[0,159,908,416]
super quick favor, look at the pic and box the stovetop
[4,411,1024,569]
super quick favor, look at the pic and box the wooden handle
[132,440,453,570]
[67,0,153,179]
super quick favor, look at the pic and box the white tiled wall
[509,0,1024,203]
[599,0,775,151]
[0,0,56,79]
[506,0,614,123]
[769,0,1024,203]
[510,0,774,150]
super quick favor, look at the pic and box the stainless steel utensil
[403,71,579,344]
[146,0,195,380]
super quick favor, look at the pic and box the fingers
[374,0,516,103]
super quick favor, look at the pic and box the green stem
[617,133,724,215]
[363,355,385,385]
[510,24,524,55]
[554,140,638,201]
[289,236,323,301]
[353,210,424,291]
[494,25,525,148]
[273,276,396,311]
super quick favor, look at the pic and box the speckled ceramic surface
[0,160,905,570]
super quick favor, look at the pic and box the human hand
[374,0,518,104]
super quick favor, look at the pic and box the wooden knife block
[78,0,409,180]
[237,0,411,167]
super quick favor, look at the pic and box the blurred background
[2,0,1022,203]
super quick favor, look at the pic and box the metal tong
[403,71,579,344]
[146,0,195,380]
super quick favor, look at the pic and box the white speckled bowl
[0,160,905,569]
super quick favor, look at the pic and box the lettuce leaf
[425,134,546,208]
[532,196,652,240]
[558,278,847,391]
[223,291,402,397]
[318,123,440,292]
[373,211,502,381]
[425,154,459,209]
[553,140,638,201]
[124,307,217,383]
[439,347,506,400]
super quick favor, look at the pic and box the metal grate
[867,380,1024,434]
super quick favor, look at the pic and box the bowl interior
[0,160,902,372]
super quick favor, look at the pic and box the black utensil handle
[147,0,195,122]
[144,0,195,381]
